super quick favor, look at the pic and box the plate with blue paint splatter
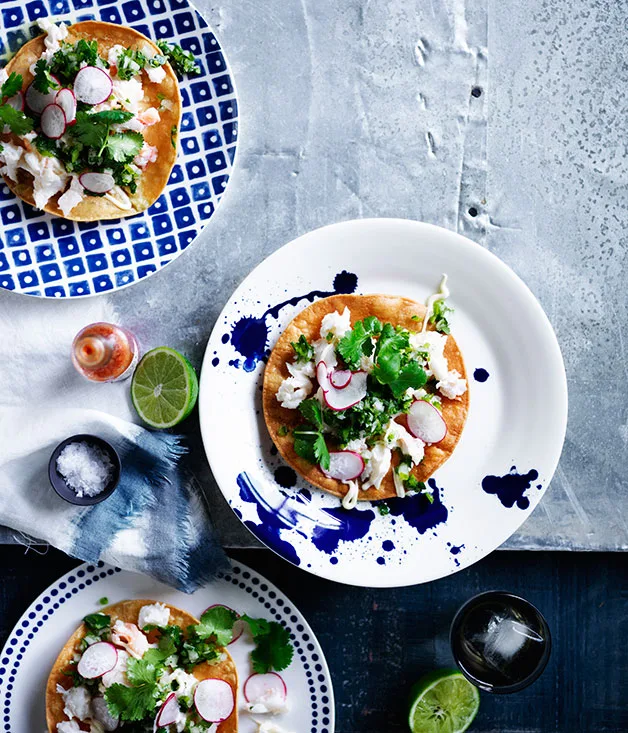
[199,219,568,587]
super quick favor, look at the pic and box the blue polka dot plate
[0,560,334,732]
[199,219,568,587]
[0,0,238,298]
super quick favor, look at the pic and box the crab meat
[111,620,150,659]
[138,106,160,126]
[133,143,158,169]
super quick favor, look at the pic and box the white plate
[0,560,334,732]
[199,219,568,587]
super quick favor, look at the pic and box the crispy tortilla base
[3,21,182,221]
[263,294,469,502]
[45,599,238,732]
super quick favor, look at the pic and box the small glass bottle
[72,322,139,383]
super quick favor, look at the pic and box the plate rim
[199,217,569,587]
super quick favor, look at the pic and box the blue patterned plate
[0,0,238,298]
[199,219,568,587]
[0,560,334,732]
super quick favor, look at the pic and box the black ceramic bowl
[49,434,121,506]
[450,590,551,694]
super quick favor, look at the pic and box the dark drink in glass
[450,591,551,694]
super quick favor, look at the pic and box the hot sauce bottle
[72,322,139,383]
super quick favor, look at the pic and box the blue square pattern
[0,0,238,298]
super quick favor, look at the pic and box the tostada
[263,278,469,509]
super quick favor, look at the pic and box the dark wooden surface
[0,547,626,732]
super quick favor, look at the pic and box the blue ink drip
[227,271,358,371]
[311,505,375,554]
[237,473,301,566]
[386,478,448,534]
[474,368,489,382]
[482,467,539,509]
[376,557,385,565]
[450,543,464,555]
[382,539,395,552]
[221,333,229,344]
[211,357,219,367]
[274,466,297,488]
[299,488,312,500]
[330,557,338,565]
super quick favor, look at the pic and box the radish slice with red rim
[407,400,447,444]
[329,369,352,389]
[92,697,119,731]
[201,604,244,644]
[40,103,66,140]
[73,66,113,105]
[156,692,179,727]
[243,672,287,704]
[55,88,76,123]
[322,371,368,411]
[79,172,115,194]
[194,678,234,722]
[25,83,57,114]
[77,641,118,679]
[321,450,365,481]
[6,92,24,112]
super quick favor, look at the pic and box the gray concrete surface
[2,0,627,550]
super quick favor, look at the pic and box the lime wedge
[408,670,480,733]
[131,347,198,429]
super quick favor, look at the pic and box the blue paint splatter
[450,543,464,555]
[227,271,358,371]
[330,557,338,565]
[474,368,489,382]
[212,357,219,367]
[274,466,297,488]
[237,473,301,566]
[482,467,539,509]
[376,557,385,565]
[386,478,448,534]
[382,539,395,552]
[311,505,376,554]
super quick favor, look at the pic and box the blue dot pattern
[0,562,333,732]
[0,0,238,298]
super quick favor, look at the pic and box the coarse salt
[56,442,114,498]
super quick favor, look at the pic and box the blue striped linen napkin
[0,407,228,592]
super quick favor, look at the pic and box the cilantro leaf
[241,615,270,638]
[0,104,34,135]
[195,605,238,647]
[105,682,157,722]
[429,299,453,334]
[35,135,59,157]
[156,40,201,77]
[249,620,294,674]
[1,72,23,100]
[116,48,147,81]
[338,317,381,370]
[71,111,109,148]
[106,131,143,162]
[298,398,324,430]
[50,39,102,85]
[83,613,111,631]
[32,59,60,93]
[88,110,134,124]
[293,425,330,470]
[290,334,314,363]
[386,361,427,398]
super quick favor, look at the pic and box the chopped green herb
[290,334,314,363]
[411,314,420,322]
[293,425,330,470]
[429,299,453,334]
[98,596,109,606]
[195,605,238,647]
[170,124,177,149]
[338,317,382,370]
[83,613,111,631]
[1,72,23,100]
[156,92,166,101]
[156,40,201,77]
[50,39,103,85]
[32,59,60,94]
[277,425,289,437]
[34,135,58,157]
[424,491,435,504]
[0,104,33,135]
[298,398,324,430]
[106,131,144,163]
[378,503,391,516]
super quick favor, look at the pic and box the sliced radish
[92,696,119,731]
[194,678,234,723]
[202,604,244,644]
[330,369,352,389]
[407,400,447,444]
[156,693,180,727]
[6,92,24,112]
[321,451,365,481]
[77,641,118,679]
[25,82,57,114]
[322,371,368,411]
[79,172,115,194]
[244,672,288,704]
[55,88,76,124]
[73,66,113,105]
[40,103,66,139]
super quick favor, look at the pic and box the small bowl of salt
[49,434,121,505]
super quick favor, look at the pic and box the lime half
[408,670,480,733]
[131,347,198,429]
